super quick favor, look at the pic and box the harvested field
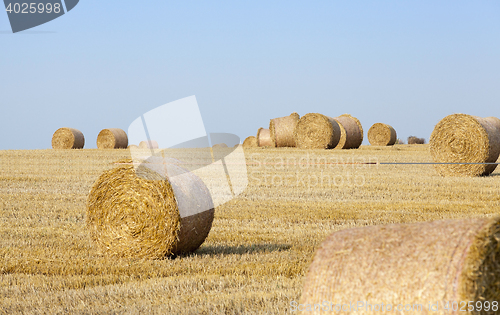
[0,145,499,313]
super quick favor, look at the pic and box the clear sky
[1,1,499,149]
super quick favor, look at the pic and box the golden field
[0,145,499,314]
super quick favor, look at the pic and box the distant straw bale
[293,113,341,149]
[430,114,500,176]
[487,116,500,132]
[256,128,273,147]
[269,112,300,147]
[86,158,214,259]
[96,128,128,149]
[51,127,85,149]
[301,217,500,314]
[368,123,397,146]
[212,143,228,149]
[333,114,363,149]
[139,140,159,149]
[407,136,425,144]
[128,144,139,149]
[242,136,258,148]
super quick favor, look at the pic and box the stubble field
[0,145,499,314]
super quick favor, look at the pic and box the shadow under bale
[195,243,292,256]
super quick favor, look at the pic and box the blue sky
[1,1,499,149]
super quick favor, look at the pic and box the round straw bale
[256,128,274,147]
[139,140,159,149]
[367,123,397,146]
[293,113,341,149]
[127,144,139,149]
[96,128,128,149]
[86,158,214,259]
[242,136,258,148]
[430,114,500,177]
[333,114,363,149]
[51,127,85,149]
[301,217,500,314]
[333,122,346,150]
[269,112,300,147]
[487,116,500,132]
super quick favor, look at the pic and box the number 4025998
[5,2,61,14]
[442,301,498,312]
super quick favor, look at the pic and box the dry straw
[96,128,128,149]
[488,116,500,132]
[139,140,159,149]
[368,123,397,146]
[242,136,258,148]
[430,114,500,177]
[86,158,214,259]
[128,144,139,149]
[301,217,500,314]
[51,127,85,149]
[333,114,363,149]
[293,113,341,149]
[256,128,273,147]
[269,112,300,147]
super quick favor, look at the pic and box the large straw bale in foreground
[430,114,500,177]
[51,127,85,149]
[294,113,341,149]
[242,136,258,148]
[367,123,397,146]
[86,158,214,259]
[96,128,128,149]
[269,112,300,147]
[333,114,363,149]
[256,128,273,147]
[301,217,500,314]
